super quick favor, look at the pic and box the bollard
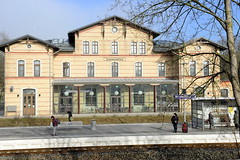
[91,119,96,130]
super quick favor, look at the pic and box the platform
[0,123,239,150]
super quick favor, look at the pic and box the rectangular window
[133,85,144,105]
[85,87,97,106]
[34,60,40,77]
[112,62,118,77]
[190,61,196,76]
[131,42,137,54]
[112,41,118,54]
[220,89,228,97]
[83,41,89,54]
[158,62,166,77]
[135,62,142,77]
[63,62,70,77]
[18,60,25,77]
[87,62,94,77]
[203,60,209,76]
[139,42,146,54]
[92,41,98,54]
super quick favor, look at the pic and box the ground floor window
[53,83,179,114]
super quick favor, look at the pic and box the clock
[195,45,201,51]
[112,26,118,33]
[26,44,32,49]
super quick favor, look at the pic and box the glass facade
[53,83,178,114]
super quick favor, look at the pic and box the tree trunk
[225,0,240,107]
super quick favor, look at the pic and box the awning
[53,78,179,85]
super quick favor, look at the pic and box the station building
[0,16,233,117]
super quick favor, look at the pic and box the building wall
[4,40,54,116]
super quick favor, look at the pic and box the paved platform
[0,122,239,150]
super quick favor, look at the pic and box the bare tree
[112,0,240,107]
[0,32,10,105]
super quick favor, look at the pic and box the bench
[58,121,83,129]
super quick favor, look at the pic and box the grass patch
[0,114,191,127]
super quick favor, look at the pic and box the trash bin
[182,122,188,133]
[91,119,96,130]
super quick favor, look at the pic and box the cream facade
[0,16,233,117]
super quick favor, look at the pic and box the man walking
[51,116,58,136]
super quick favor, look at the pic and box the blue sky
[0,0,125,40]
[0,0,239,42]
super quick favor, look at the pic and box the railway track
[0,143,239,156]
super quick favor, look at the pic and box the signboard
[174,94,196,99]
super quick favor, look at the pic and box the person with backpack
[51,116,59,136]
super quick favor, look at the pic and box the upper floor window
[92,41,98,54]
[139,42,146,54]
[34,60,40,77]
[203,60,209,76]
[131,42,137,54]
[112,41,118,55]
[158,62,166,77]
[63,62,70,77]
[83,41,89,54]
[194,86,204,97]
[87,62,94,77]
[135,62,142,77]
[18,60,25,77]
[189,61,196,76]
[220,89,228,97]
[112,62,119,77]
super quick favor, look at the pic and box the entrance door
[111,96,122,112]
[23,89,35,116]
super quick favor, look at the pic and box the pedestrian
[171,113,179,133]
[208,112,214,129]
[51,116,58,136]
[67,111,73,122]
[233,110,239,129]
[225,114,230,127]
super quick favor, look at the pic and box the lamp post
[181,62,188,122]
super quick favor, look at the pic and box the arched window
[92,41,98,54]
[203,60,209,76]
[63,62,70,77]
[34,60,40,77]
[83,41,90,54]
[87,62,94,77]
[135,62,142,77]
[158,62,166,77]
[18,60,25,77]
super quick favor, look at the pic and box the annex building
[0,16,234,118]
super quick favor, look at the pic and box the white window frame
[189,61,196,76]
[17,59,26,77]
[83,41,90,54]
[111,41,118,55]
[135,62,143,77]
[63,62,71,77]
[158,62,166,77]
[87,62,95,77]
[130,42,137,55]
[139,42,146,54]
[33,59,41,77]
